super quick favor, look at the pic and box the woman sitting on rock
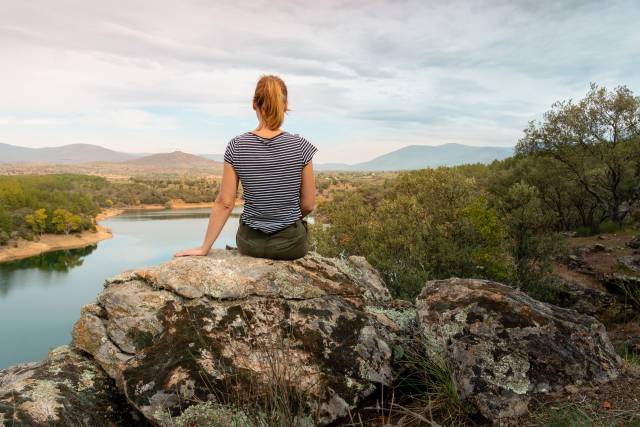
[175,75,317,260]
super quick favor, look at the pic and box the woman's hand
[174,247,209,257]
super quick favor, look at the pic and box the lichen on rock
[70,250,407,426]
[1,251,625,425]
[0,345,141,426]
[415,277,621,422]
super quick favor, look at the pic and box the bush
[497,182,566,291]
[313,168,513,299]
[598,219,621,234]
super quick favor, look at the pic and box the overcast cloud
[0,0,638,162]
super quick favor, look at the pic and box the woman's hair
[253,75,288,130]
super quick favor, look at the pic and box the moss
[127,329,155,350]
[155,401,253,427]
[365,306,416,331]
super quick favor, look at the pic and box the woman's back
[224,131,317,234]
[175,74,317,261]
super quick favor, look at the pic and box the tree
[497,182,563,291]
[25,208,48,235]
[51,209,81,235]
[516,83,640,226]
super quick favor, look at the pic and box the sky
[0,0,638,163]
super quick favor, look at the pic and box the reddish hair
[254,75,288,129]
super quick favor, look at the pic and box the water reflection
[0,207,239,368]
[111,208,222,221]
[0,245,97,296]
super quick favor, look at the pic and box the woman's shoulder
[229,131,312,147]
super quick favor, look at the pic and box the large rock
[627,234,640,249]
[71,250,411,426]
[415,278,621,423]
[552,279,636,325]
[0,346,142,426]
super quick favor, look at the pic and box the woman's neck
[253,123,283,138]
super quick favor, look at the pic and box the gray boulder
[0,346,142,426]
[71,250,411,426]
[415,278,621,423]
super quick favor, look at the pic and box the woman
[175,75,317,260]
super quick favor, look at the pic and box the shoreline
[0,225,113,263]
[0,201,243,263]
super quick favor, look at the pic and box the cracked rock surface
[416,278,621,423]
[0,346,143,426]
[71,250,407,425]
[0,251,625,426]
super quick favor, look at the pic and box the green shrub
[497,182,566,291]
[598,219,621,234]
[313,168,514,299]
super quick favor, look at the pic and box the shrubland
[312,83,640,300]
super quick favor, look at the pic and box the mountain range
[124,151,219,169]
[0,142,139,164]
[313,144,513,171]
[0,142,513,171]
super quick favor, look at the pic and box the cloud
[0,0,638,161]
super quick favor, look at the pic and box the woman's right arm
[174,162,239,257]
[300,161,316,217]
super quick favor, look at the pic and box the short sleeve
[223,138,236,166]
[300,136,318,166]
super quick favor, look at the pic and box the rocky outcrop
[619,255,640,273]
[71,250,410,425]
[0,346,142,426]
[0,252,624,426]
[415,278,621,423]
[552,279,636,324]
[603,274,640,308]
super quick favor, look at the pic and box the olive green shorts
[236,219,308,260]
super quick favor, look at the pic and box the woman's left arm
[174,162,239,257]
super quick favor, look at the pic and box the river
[0,207,239,369]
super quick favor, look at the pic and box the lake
[0,207,239,369]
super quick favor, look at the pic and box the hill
[199,153,224,162]
[316,143,513,171]
[0,143,139,164]
[124,151,220,169]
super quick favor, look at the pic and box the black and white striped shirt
[224,131,318,233]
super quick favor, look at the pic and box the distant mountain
[199,153,224,162]
[124,151,221,169]
[315,144,513,171]
[0,142,139,164]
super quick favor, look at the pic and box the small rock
[618,256,640,273]
[592,243,607,252]
[565,384,580,394]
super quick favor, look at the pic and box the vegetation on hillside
[312,84,640,300]
[0,175,220,245]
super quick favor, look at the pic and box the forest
[0,175,220,245]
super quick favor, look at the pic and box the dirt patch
[554,230,640,291]
[0,226,113,263]
[521,369,640,427]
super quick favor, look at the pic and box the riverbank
[0,225,113,263]
[1,201,244,262]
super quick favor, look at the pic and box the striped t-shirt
[224,131,318,234]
